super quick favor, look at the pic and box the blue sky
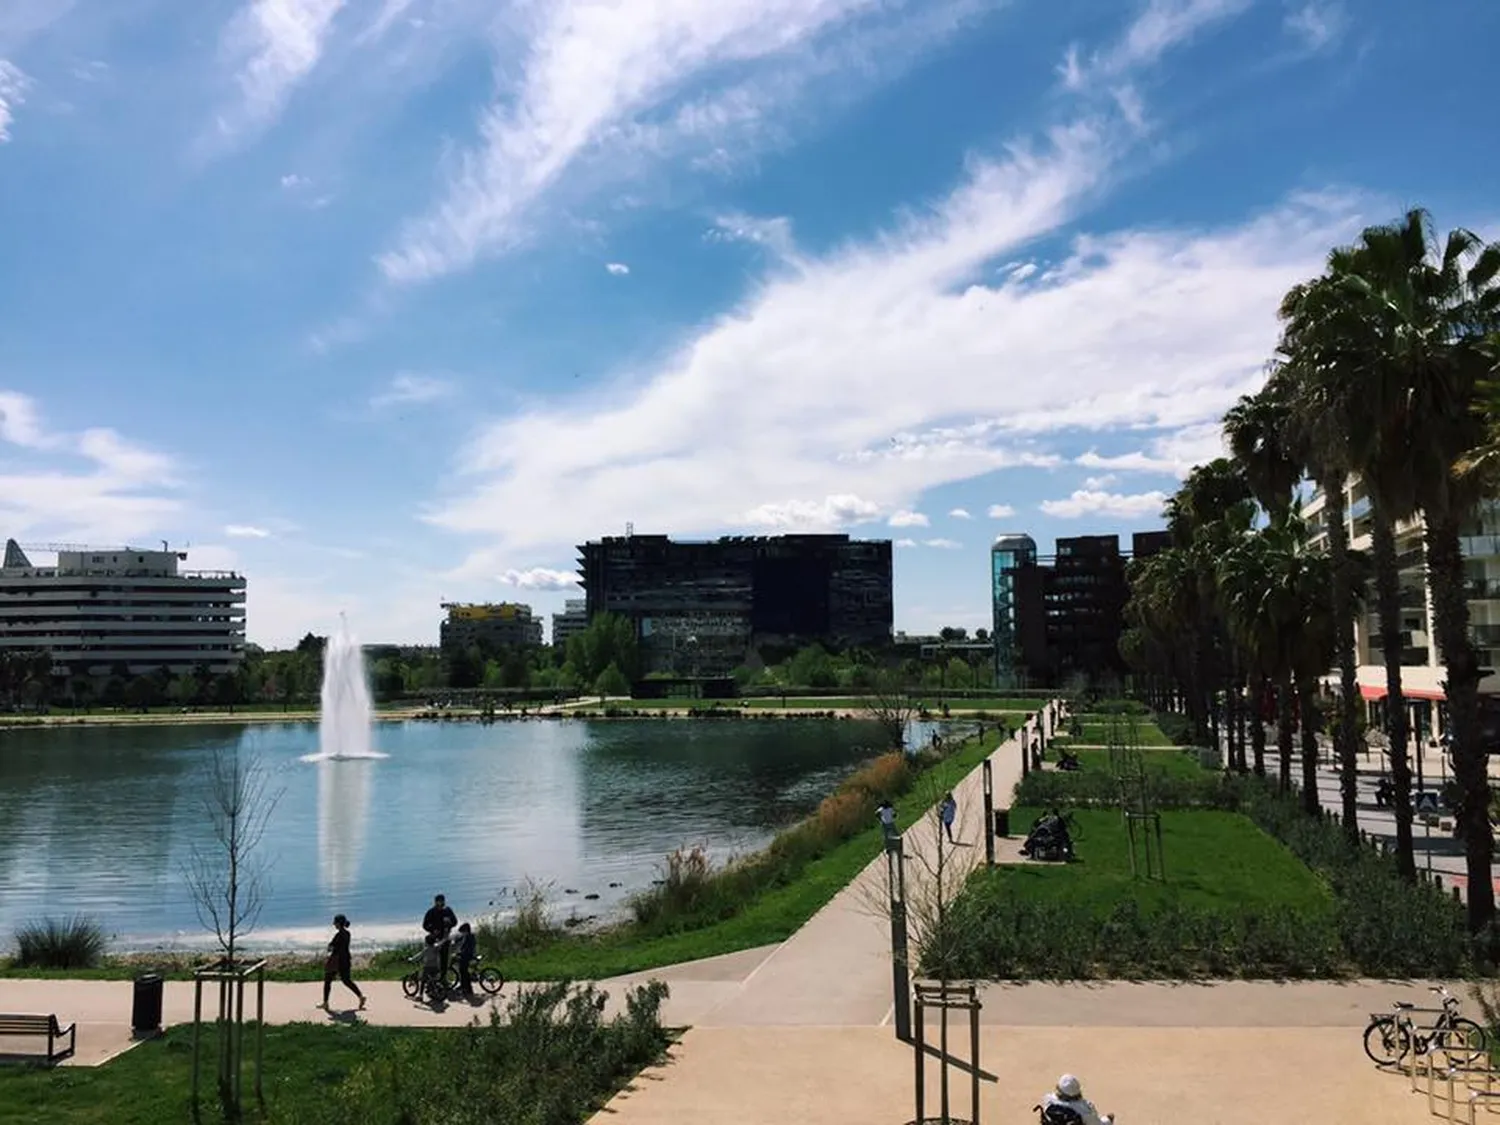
[1,0,1496,647]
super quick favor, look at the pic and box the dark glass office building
[577,533,893,674]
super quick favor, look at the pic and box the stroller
[1019,810,1075,863]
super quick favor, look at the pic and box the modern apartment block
[576,533,893,675]
[438,602,543,655]
[0,540,246,677]
[991,530,1164,688]
[550,598,588,648]
[1302,485,1500,738]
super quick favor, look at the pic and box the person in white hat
[1039,1073,1113,1124]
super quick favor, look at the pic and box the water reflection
[316,758,373,898]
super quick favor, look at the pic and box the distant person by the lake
[423,893,457,974]
[319,914,365,1011]
[876,799,897,849]
[939,792,957,844]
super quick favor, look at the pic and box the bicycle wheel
[443,966,461,995]
[1435,1017,1489,1066]
[401,972,421,999]
[477,967,505,995]
[1363,1017,1405,1066]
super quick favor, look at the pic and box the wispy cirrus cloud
[377,0,981,284]
[225,524,272,539]
[1283,1,1347,52]
[371,373,455,410]
[0,60,29,142]
[215,0,348,140]
[1059,0,1250,91]
[924,538,962,549]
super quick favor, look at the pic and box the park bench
[0,1013,77,1063]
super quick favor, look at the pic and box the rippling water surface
[0,717,889,951]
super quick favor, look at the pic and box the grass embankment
[0,981,671,1125]
[563,696,1045,714]
[938,716,1473,980]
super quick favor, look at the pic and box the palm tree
[1318,210,1500,934]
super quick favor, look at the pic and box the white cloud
[605,262,631,276]
[739,494,882,531]
[707,212,798,259]
[498,567,579,591]
[377,0,976,283]
[370,373,454,409]
[1082,473,1119,490]
[423,88,1362,578]
[895,538,918,548]
[0,59,30,142]
[225,524,272,539]
[217,0,348,137]
[1076,421,1226,477]
[948,508,972,520]
[1060,0,1251,92]
[1039,489,1169,519]
[986,504,1017,519]
[924,538,962,549]
[888,509,929,528]
[0,389,182,544]
[1284,2,1347,52]
[280,172,308,189]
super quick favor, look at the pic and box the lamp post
[886,836,911,1042]
[982,758,995,867]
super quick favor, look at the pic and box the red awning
[1359,684,1445,702]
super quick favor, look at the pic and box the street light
[886,837,911,1042]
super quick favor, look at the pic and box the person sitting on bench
[1019,809,1073,861]
[1057,748,1082,771]
[1038,1073,1114,1125]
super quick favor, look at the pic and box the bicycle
[1362,985,1487,1067]
[442,955,506,998]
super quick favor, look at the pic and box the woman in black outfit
[320,914,365,1010]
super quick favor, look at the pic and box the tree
[594,661,630,698]
[182,747,283,969]
[867,667,918,750]
[567,613,640,683]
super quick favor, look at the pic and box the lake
[0,717,896,952]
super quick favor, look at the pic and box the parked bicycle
[1362,985,1487,1067]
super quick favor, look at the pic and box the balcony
[1468,579,1500,600]
[1472,624,1500,648]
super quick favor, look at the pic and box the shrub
[317,980,670,1125]
[1154,712,1195,746]
[478,882,565,959]
[1013,766,1243,812]
[14,914,105,969]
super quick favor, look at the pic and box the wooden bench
[0,1013,77,1063]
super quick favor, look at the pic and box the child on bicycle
[455,922,477,999]
[418,933,444,1000]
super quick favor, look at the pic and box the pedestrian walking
[319,914,365,1010]
[876,799,898,849]
[939,792,957,844]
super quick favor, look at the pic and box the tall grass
[476,881,566,960]
[14,915,105,969]
[627,751,914,935]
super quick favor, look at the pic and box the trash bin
[994,808,1010,839]
[132,973,163,1036]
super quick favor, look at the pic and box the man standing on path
[877,799,898,849]
[423,893,458,975]
[939,792,958,844]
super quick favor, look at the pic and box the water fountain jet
[302,615,387,761]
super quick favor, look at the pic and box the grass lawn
[1070,747,1207,779]
[1002,806,1331,915]
[0,1022,426,1125]
[1061,716,1174,747]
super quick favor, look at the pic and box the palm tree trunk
[1250,673,1268,776]
[1322,473,1361,840]
[1276,676,1295,794]
[1424,511,1494,935]
[1296,673,1322,815]
[1371,506,1417,882]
